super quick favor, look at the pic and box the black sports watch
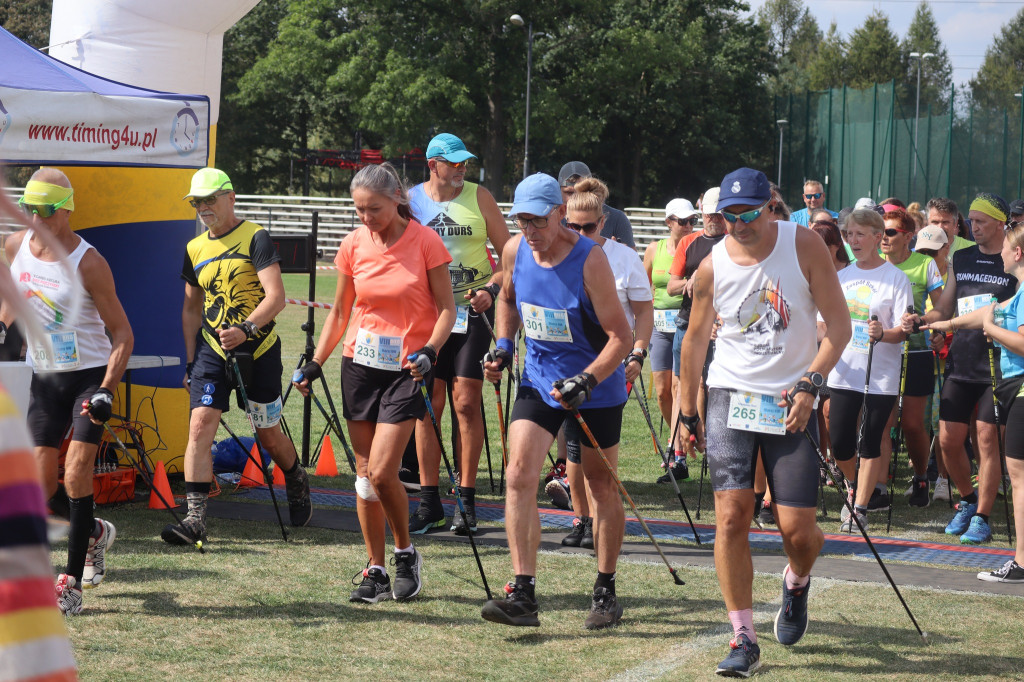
[803,371,825,391]
[792,371,824,399]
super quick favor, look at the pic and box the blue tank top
[512,234,626,409]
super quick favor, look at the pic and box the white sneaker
[55,574,83,615]
[82,518,116,588]
[933,477,951,502]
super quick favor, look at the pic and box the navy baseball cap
[425,133,476,163]
[508,173,563,218]
[716,168,772,212]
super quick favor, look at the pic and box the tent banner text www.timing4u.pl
[0,86,209,168]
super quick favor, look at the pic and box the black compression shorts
[827,387,897,461]
[939,377,997,424]
[434,307,494,383]
[903,350,935,397]
[27,365,106,449]
[511,386,623,449]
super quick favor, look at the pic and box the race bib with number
[247,397,283,428]
[726,391,786,435]
[31,331,80,371]
[451,306,470,335]
[353,328,402,371]
[849,320,871,355]
[654,309,678,333]
[521,303,573,343]
[958,294,995,316]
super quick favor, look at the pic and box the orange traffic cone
[272,462,285,487]
[148,461,178,509]
[315,434,339,477]
[239,444,265,487]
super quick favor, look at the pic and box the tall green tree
[845,10,903,90]
[757,0,821,96]
[807,22,847,90]
[899,2,953,112]
[0,0,50,49]
[971,7,1024,110]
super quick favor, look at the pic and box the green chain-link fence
[775,82,1024,212]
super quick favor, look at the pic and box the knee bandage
[355,475,379,501]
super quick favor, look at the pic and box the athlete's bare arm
[79,250,134,395]
[482,235,522,384]
[676,256,714,451]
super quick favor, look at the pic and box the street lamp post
[776,120,788,187]
[910,51,935,202]
[509,14,545,180]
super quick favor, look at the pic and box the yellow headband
[21,180,74,212]
[969,195,1005,223]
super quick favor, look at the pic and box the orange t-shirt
[335,219,452,362]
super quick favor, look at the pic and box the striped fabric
[0,385,77,680]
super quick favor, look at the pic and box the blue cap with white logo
[716,168,772,212]
[425,133,477,163]
[508,173,564,218]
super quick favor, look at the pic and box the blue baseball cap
[508,173,564,218]
[425,133,476,163]
[716,168,772,212]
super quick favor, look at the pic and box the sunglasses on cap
[437,159,468,170]
[721,201,770,225]
[19,193,73,219]
[804,192,823,200]
[883,228,912,237]
[188,192,229,209]
[1006,220,1024,231]
[562,174,583,187]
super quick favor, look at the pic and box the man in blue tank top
[677,168,850,676]
[480,173,633,630]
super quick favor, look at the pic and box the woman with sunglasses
[293,162,455,604]
[880,209,944,507]
[818,208,913,532]
[921,222,1024,583]
[642,199,692,455]
[557,177,652,548]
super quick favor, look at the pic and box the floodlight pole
[776,120,788,187]
[910,52,935,202]
[510,14,546,180]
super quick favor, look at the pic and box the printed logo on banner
[0,98,9,145]
[170,107,199,155]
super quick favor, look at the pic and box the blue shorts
[672,328,685,377]
[650,329,675,373]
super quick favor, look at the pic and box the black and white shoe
[978,559,1024,583]
[350,566,392,603]
[451,503,477,536]
[161,515,206,546]
[584,587,623,630]
[481,583,540,627]
[285,464,313,527]
[392,549,423,601]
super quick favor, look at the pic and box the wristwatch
[793,371,825,399]
[241,320,259,339]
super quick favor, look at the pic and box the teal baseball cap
[425,133,477,163]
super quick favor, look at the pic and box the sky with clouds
[742,0,1023,86]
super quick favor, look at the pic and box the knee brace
[355,475,379,501]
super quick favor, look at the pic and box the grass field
[61,270,1024,680]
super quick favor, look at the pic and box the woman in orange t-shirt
[293,162,455,604]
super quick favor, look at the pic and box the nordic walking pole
[568,406,685,585]
[791,394,928,642]
[99,420,205,554]
[634,374,701,544]
[888,306,914,533]
[480,396,496,493]
[988,342,1015,546]
[414,375,492,600]
[225,346,289,542]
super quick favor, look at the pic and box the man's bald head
[32,167,71,189]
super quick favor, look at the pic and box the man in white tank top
[677,168,850,676]
[1,167,134,615]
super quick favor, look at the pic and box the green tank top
[652,238,683,310]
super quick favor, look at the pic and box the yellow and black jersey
[182,220,280,359]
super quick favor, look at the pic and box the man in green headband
[903,192,1016,546]
[1,167,134,614]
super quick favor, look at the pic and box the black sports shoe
[451,503,477,535]
[398,468,421,492]
[161,515,206,546]
[408,505,446,535]
[285,464,313,527]
[774,569,810,646]
[908,476,930,508]
[481,583,540,627]
[715,634,761,678]
[561,517,588,547]
[757,501,775,526]
[978,559,1024,583]
[584,587,623,630]
[580,516,594,550]
[350,566,392,603]
[391,549,422,601]
[657,459,689,484]
[867,487,891,511]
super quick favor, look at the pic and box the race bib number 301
[726,391,786,435]
[353,328,402,371]
[521,303,573,342]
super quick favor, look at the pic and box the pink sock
[784,564,809,590]
[728,609,756,643]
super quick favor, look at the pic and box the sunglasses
[804,192,823,200]
[568,221,601,232]
[514,215,551,229]
[1006,220,1024,231]
[437,159,468,170]
[19,193,73,218]
[883,228,911,237]
[674,216,699,226]
[722,201,770,224]
[188,192,228,209]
